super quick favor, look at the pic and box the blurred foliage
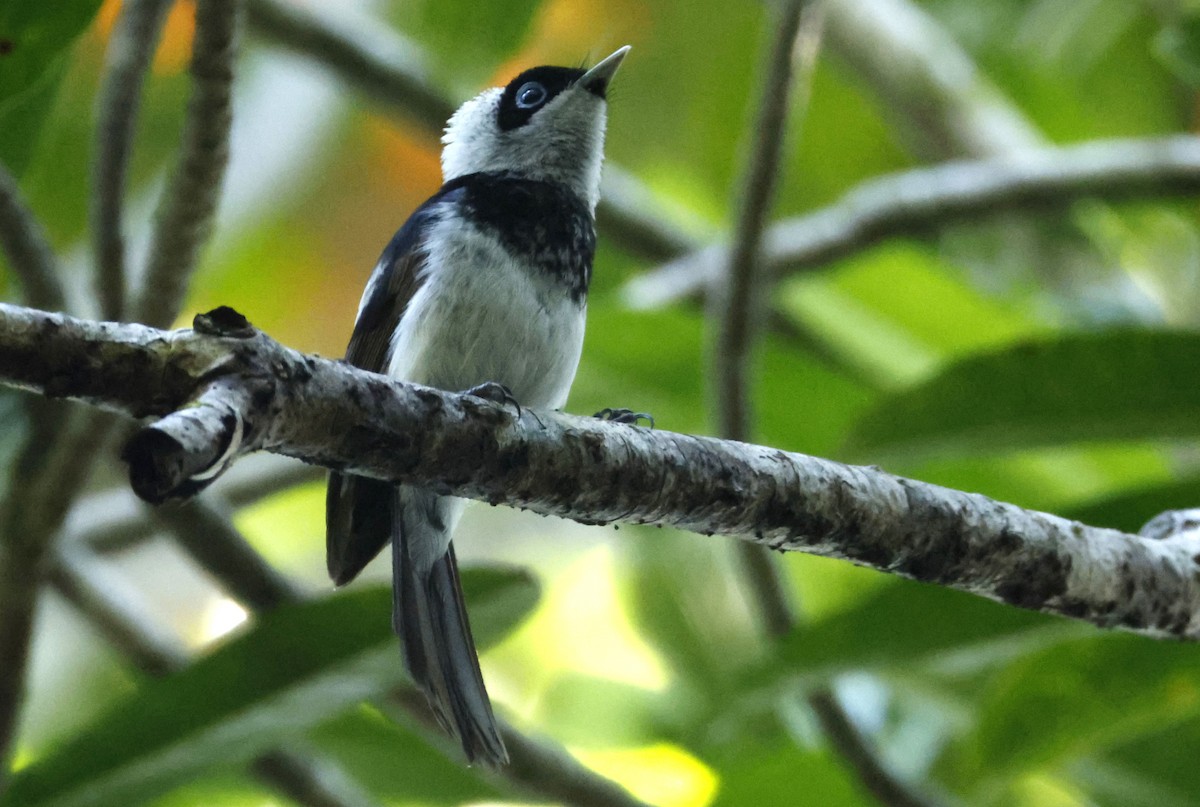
[5,0,1200,806]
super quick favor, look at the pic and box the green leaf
[538,673,665,748]
[1064,476,1200,534]
[842,330,1200,462]
[935,633,1200,800]
[309,707,498,804]
[755,580,1080,689]
[1154,15,1200,87]
[0,0,103,174]
[1076,717,1200,807]
[710,744,873,807]
[3,569,538,807]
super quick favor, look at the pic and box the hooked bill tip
[580,45,631,97]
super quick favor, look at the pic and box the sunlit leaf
[309,707,498,804]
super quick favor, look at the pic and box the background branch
[624,135,1200,308]
[135,0,242,328]
[91,0,173,320]
[711,5,946,804]
[823,0,1043,159]
[712,0,814,442]
[0,167,77,781]
[0,166,65,313]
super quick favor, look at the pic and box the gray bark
[0,302,1197,640]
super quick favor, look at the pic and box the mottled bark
[0,302,1196,640]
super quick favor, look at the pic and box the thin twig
[0,405,113,786]
[711,6,947,805]
[52,546,190,674]
[74,454,322,554]
[711,0,815,442]
[51,545,382,807]
[135,0,242,327]
[0,168,76,785]
[152,496,303,610]
[92,0,174,321]
[0,164,65,312]
[823,0,1042,159]
[808,691,953,807]
[243,0,698,264]
[624,135,1200,309]
[245,0,452,128]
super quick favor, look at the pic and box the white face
[441,70,612,210]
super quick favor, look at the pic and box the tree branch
[0,302,1196,641]
[91,0,173,320]
[69,454,321,554]
[712,0,815,442]
[822,0,1043,159]
[623,136,1200,309]
[0,402,114,785]
[806,689,953,807]
[0,167,82,784]
[0,164,65,312]
[135,0,242,328]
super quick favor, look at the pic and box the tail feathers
[326,472,393,586]
[393,531,508,765]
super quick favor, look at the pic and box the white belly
[387,217,586,410]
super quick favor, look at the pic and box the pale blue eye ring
[516,82,547,109]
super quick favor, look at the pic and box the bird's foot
[463,382,520,415]
[594,408,655,428]
[463,382,544,427]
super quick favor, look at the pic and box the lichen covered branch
[0,302,1195,641]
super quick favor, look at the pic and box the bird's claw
[463,382,545,427]
[593,408,655,428]
[464,381,521,415]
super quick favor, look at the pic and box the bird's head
[441,46,630,211]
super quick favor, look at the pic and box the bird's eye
[515,82,547,109]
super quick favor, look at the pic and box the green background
[5,0,1200,805]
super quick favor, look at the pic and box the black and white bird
[325,47,630,766]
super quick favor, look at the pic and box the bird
[325,46,631,766]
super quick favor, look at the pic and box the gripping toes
[593,407,655,428]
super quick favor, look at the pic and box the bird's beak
[580,46,631,96]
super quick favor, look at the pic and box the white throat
[441,88,608,210]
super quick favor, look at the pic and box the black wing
[326,187,460,586]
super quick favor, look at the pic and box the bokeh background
[5,0,1200,805]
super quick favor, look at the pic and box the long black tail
[392,493,507,766]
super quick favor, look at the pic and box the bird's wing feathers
[326,191,450,586]
[326,179,508,765]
